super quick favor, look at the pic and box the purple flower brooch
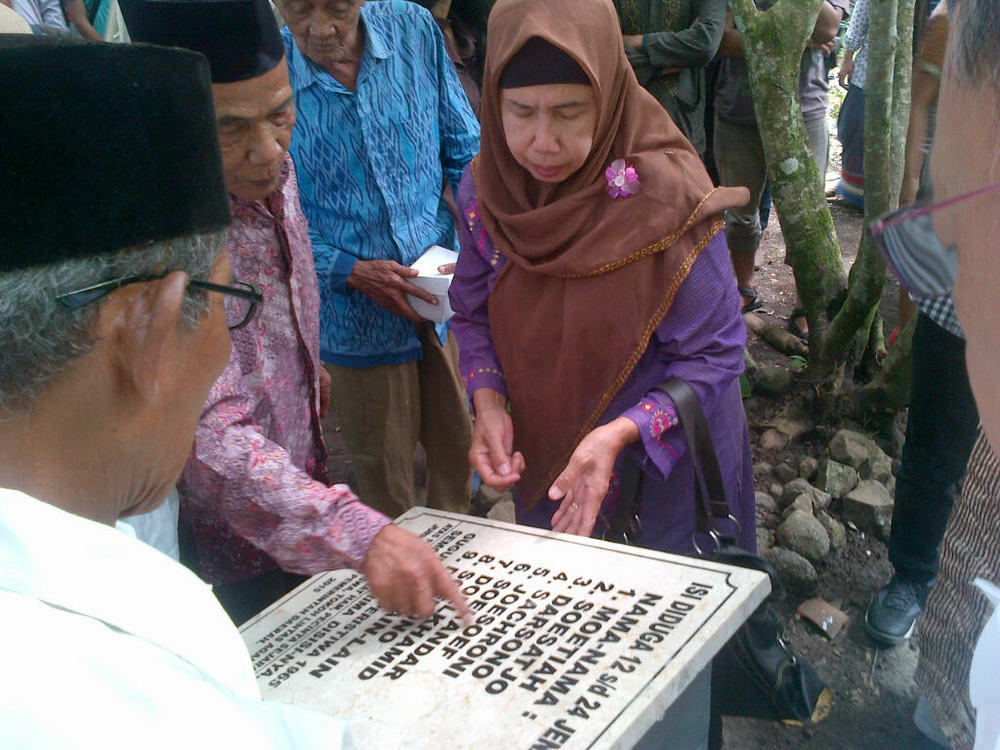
[605,158,641,199]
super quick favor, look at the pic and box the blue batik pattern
[284,0,480,367]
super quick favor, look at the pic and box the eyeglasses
[872,182,1000,299]
[55,273,264,330]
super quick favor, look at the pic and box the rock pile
[756,429,896,595]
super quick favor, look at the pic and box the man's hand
[838,50,854,89]
[318,365,332,419]
[623,34,644,49]
[347,259,438,322]
[548,417,639,537]
[361,524,471,623]
[470,388,524,490]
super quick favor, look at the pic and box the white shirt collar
[0,488,258,697]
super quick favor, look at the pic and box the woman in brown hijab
[449,0,755,558]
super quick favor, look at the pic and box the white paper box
[407,245,458,323]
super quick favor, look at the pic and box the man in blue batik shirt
[278,0,479,519]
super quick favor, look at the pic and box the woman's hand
[470,388,524,490]
[549,417,640,537]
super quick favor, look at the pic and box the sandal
[788,307,809,340]
[738,286,763,314]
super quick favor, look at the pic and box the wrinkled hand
[470,388,524,491]
[622,33,644,49]
[548,417,639,538]
[361,524,471,623]
[347,259,438,322]
[318,365,332,419]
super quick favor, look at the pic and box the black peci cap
[122,0,285,83]
[0,36,230,273]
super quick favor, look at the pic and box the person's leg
[327,360,420,520]
[417,325,472,513]
[804,114,830,179]
[713,116,767,311]
[889,314,978,581]
[836,84,866,207]
[866,313,979,644]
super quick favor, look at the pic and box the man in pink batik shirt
[127,0,469,626]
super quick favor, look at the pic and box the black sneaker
[865,577,933,646]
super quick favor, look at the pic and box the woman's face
[500,83,597,184]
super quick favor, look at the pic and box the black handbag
[603,378,831,728]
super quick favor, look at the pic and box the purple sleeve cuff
[622,390,684,481]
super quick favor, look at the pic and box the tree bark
[729,0,848,374]
[823,0,915,393]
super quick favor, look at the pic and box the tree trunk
[823,0,915,399]
[733,0,916,413]
[729,0,848,376]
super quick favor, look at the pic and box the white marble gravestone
[241,509,769,749]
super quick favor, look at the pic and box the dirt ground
[320,145,937,750]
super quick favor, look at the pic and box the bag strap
[652,380,732,533]
[607,379,739,550]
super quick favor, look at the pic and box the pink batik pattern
[178,156,390,585]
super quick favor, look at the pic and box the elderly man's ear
[95,272,189,405]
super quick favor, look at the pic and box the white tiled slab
[241,509,769,749]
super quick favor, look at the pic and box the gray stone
[776,510,831,563]
[763,547,818,596]
[843,480,894,537]
[816,509,847,550]
[753,461,774,486]
[780,478,811,507]
[829,429,880,469]
[798,456,819,481]
[768,483,785,500]
[781,494,814,519]
[779,478,832,511]
[815,458,859,498]
[774,462,798,484]
[760,428,789,451]
[858,452,894,485]
[756,527,773,552]
[765,407,814,442]
[753,365,795,396]
[754,492,781,530]
[755,492,779,515]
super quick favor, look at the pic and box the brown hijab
[477,0,747,509]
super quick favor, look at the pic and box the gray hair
[951,0,1000,87]
[0,230,226,417]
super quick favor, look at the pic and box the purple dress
[449,168,756,555]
